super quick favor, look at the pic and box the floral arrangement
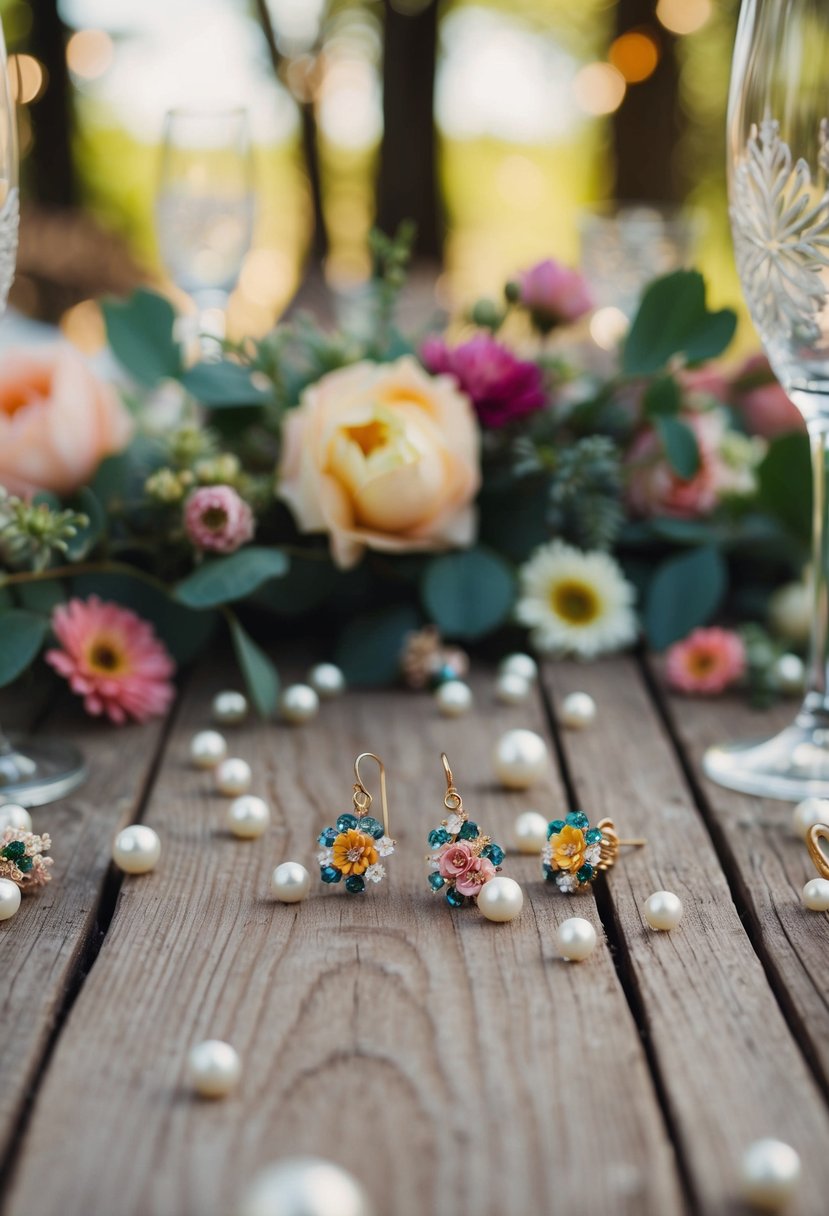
[0,226,812,721]
[426,807,505,908]
[542,812,604,894]
[0,827,52,888]
[317,812,395,894]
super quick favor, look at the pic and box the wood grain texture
[544,658,829,1214]
[3,663,684,1216]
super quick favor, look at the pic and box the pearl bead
[477,876,524,922]
[212,690,249,725]
[739,1139,801,1210]
[0,803,32,832]
[112,825,161,875]
[802,877,829,911]
[215,758,252,797]
[227,795,270,839]
[308,663,346,698]
[555,916,597,961]
[643,890,683,931]
[499,653,538,684]
[791,796,829,840]
[188,1040,241,1098]
[190,730,228,770]
[493,729,549,790]
[279,684,320,725]
[560,691,597,730]
[769,582,810,644]
[237,1157,374,1216]
[772,653,805,695]
[435,680,473,717]
[271,861,311,903]
[0,877,21,921]
[513,810,548,854]
[495,672,531,705]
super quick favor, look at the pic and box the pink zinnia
[455,856,497,897]
[438,841,476,880]
[516,259,593,332]
[421,333,546,429]
[46,597,176,724]
[665,627,746,695]
[184,485,254,554]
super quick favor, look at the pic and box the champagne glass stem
[806,424,829,712]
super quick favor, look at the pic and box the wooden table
[1,652,828,1216]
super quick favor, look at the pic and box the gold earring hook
[807,822,829,879]
[441,752,463,813]
[354,752,390,837]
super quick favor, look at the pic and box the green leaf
[72,572,217,664]
[252,554,339,615]
[644,545,727,650]
[0,610,48,687]
[757,432,811,542]
[478,482,550,562]
[93,435,165,510]
[65,487,105,560]
[655,415,700,479]
[102,288,182,387]
[623,270,737,376]
[334,604,421,686]
[180,360,269,408]
[15,579,64,615]
[421,546,516,640]
[228,615,280,717]
[643,376,681,418]
[173,548,289,609]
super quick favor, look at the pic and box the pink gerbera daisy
[46,597,176,724]
[665,627,746,695]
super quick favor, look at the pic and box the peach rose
[278,356,481,569]
[0,345,133,498]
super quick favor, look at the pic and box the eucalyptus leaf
[623,271,737,376]
[15,580,65,615]
[644,545,727,650]
[334,604,421,686]
[655,415,700,479]
[181,360,269,408]
[0,610,48,687]
[421,546,516,640]
[757,432,811,542]
[228,614,280,717]
[643,376,681,418]
[102,288,182,387]
[65,487,105,560]
[174,548,289,609]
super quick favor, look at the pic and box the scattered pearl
[495,672,531,706]
[188,1040,241,1098]
[772,653,805,696]
[215,758,252,797]
[643,890,683,931]
[435,680,473,717]
[0,803,32,832]
[739,1139,801,1211]
[0,877,21,921]
[279,684,320,725]
[560,691,597,730]
[499,653,538,684]
[227,795,270,840]
[513,810,548,854]
[308,663,346,699]
[271,861,311,903]
[237,1157,374,1216]
[493,729,549,790]
[791,797,829,841]
[802,877,829,912]
[477,876,524,922]
[112,825,161,875]
[555,917,597,961]
[190,729,228,770]
[212,690,249,725]
[769,581,810,644]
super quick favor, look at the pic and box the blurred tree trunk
[612,0,683,201]
[376,0,443,258]
[27,0,75,206]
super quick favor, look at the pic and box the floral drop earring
[316,753,395,894]
[426,753,508,909]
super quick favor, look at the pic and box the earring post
[618,838,647,848]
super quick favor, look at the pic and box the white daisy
[556,871,580,893]
[516,540,637,658]
[377,836,395,857]
[444,813,464,835]
[365,863,386,884]
[585,844,602,866]
[317,848,333,866]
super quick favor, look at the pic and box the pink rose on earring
[438,841,476,879]
[455,856,496,897]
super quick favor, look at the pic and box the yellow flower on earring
[331,828,378,877]
[550,824,587,873]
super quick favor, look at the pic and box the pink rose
[184,484,255,554]
[730,354,803,438]
[626,412,729,519]
[438,841,476,880]
[516,259,593,332]
[455,856,496,897]
[0,345,133,498]
[421,333,545,428]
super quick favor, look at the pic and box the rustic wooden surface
[1,655,829,1216]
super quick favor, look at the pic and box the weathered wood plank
[4,662,685,1216]
[544,658,829,1214]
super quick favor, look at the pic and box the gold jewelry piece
[542,811,645,894]
[425,753,510,910]
[806,822,829,879]
[316,753,395,894]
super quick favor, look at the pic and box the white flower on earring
[427,855,440,872]
[444,812,464,835]
[556,871,580,894]
[585,844,602,866]
[317,848,333,866]
[376,836,395,857]
[365,863,386,884]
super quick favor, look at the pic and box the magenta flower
[455,856,497,897]
[665,627,746,695]
[421,333,546,429]
[516,259,593,333]
[438,841,476,880]
[184,485,254,554]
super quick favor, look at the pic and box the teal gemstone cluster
[1,840,32,873]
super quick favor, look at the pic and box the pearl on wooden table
[227,795,270,839]
[0,803,32,832]
[791,797,829,840]
[0,877,21,921]
[498,653,538,684]
[477,876,524,922]
[643,890,683,931]
[772,653,805,695]
[513,810,548,854]
[435,680,473,717]
[555,917,597,961]
[237,1157,374,1216]
[112,825,161,875]
[212,690,249,725]
[560,691,597,730]
[279,684,320,725]
[801,877,829,911]
[495,672,531,705]
[190,730,228,770]
[493,729,549,790]
[215,758,252,797]
[739,1139,801,1210]
[271,861,311,903]
[308,663,346,698]
[188,1039,241,1098]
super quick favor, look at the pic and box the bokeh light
[609,31,660,84]
[10,54,47,105]
[589,306,629,351]
[573,63,626,116]
[656,0,712,37]
[66,29,115,81]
